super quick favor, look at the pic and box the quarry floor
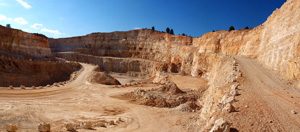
[0,63,203,132]
[0,57,299,131]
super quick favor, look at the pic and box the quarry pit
[1,0,300,131]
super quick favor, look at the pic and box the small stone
[64,122,76,131]
[109,120,115,125]
[117,117,122,122]
[32,86,36,89]
[53,83,59,87]
[6,124,18,132]
[9,85,14,89]
[20,85,25,89]
[38,122,51,132]
[269,120,273,123]
[81,122,92,129]
[291,110,297,114]
[245,105,248,108]
[99,122,106,127]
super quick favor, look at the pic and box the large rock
[64,122,76,131]
[6,124,18,132]
[81,122,92,129]
[38,122,51,132]
[209,118,231,132]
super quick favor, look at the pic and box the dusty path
[226,57,300,131]
[0,63,200,132]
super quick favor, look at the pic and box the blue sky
[0,0,286,38]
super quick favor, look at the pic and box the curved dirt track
[0,63,200,132]
[226,57,300,131]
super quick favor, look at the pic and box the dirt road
[226,57,300,131]
[0,63,199,132]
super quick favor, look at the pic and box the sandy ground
[1,56,300,131]
[0,63,203,132]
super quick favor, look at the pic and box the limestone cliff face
[0,56,81,87]
[49,30,195,76]
[0,25,51,57]
[195,0,300,80]
[49,0,299,80]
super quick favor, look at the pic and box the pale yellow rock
[209,118,230,132]
[81,122,92,129]
[6,124,18,132]
[64,122,76,131]
[20,85,25,89]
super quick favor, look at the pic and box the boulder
[6,124,18,132]
[209,118,230,132]
[20,85,25,89]
[81,122,92,129]
[38,122,51,132]
[64,122,76,131]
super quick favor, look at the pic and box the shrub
[166,27,170,33]
[228,26,235,31]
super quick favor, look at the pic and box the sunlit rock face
[194,0,300,80]
[0,25,51,57]
[50,0,300,81]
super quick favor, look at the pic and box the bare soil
[0,63,205,132]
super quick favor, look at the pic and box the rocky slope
[0,25,51,58]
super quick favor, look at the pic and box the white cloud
[0,14,12,21]
[13,17,28,25]
[41,28,63,36]
[23,28,29,31]
[30,23,43,29]
[59,17,64,20]
[134,27,141,30]
[16,0,31,9]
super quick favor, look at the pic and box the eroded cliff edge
[0,26,81,87]
[0,25,51,58]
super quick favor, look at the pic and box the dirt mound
[157,82,184,94]
[89,72,121,85]
[174,101,201,112]
[122,83,203,111]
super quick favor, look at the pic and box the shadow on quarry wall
[0,56,81,87]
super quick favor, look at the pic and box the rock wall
[0,56,81,87]
[195,0,300,80]
[0,25,51,57]
[49,0,300,81]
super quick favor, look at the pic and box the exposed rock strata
[49,0,300,81]
[0,56,81,87]
[0,25,51,57]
